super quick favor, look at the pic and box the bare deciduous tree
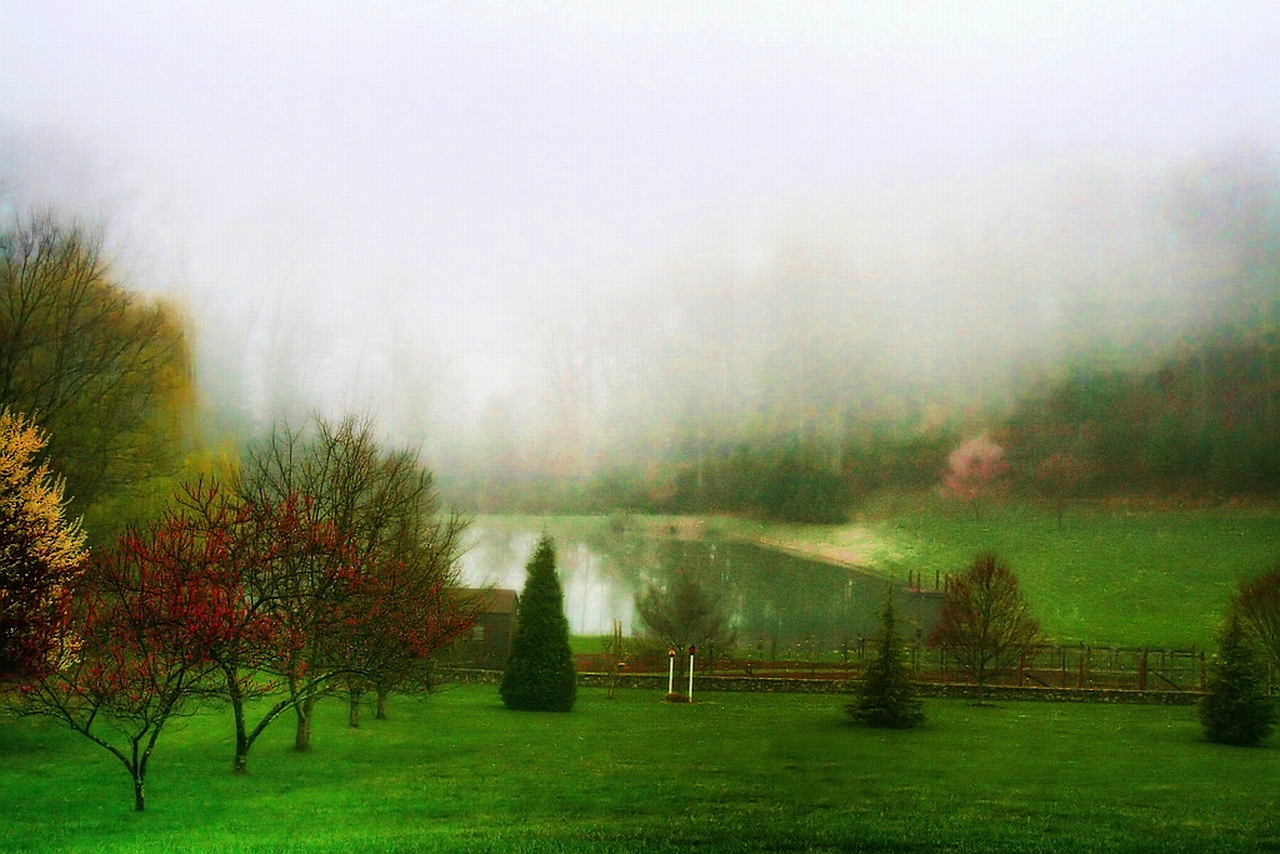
[634,569,733,654]
[239,415,474,748]
[929,553,1040,702]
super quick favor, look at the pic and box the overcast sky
[2,2,1279,451]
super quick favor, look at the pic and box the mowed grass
[848,499,1280,649]
[2,685,1278,853]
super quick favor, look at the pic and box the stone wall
[441,668,1203,705]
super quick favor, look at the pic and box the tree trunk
[294,693,314,752]
[348,690,360,729]
[375,687,389,720]
[227,668,250,773]
[132,773,146,812]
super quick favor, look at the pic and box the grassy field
[853,498,1280,649]
[3,685,1278,852]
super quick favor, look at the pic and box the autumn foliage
[0,409,87,683]
[18,507,230,810]
[18,429,476,806]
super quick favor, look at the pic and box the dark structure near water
[449,588,518,670]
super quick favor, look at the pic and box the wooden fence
[579,641,1275,695]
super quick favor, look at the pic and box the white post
[667,647,675,695]
[687,645,696,701]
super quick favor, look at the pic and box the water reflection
[458,526,639,635]
[457,523,908,650]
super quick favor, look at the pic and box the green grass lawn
[855,499,1280,649]
[3,685,1278,852]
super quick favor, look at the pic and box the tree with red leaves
[1232,567,1280,674]
[16,512,228,811]
[165,477,358,773]
[929,553,1041,703]
[334,508,478,727]
[0,409,87,685]
[941,434,1008,518]
[239,415,475,747]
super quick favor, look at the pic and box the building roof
[459,587,518,615]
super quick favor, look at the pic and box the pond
[458,521,919,655]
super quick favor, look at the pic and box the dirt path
[632,515,895,574]
[749,533,883,571]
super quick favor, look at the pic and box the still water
[458,523,908,652]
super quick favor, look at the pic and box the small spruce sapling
[1199,611,1275,747]
[846,589,925,728]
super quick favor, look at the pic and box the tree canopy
[929,553,1041,702]
[0,214,194,533]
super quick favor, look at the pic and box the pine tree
[846,591,925,729]
[1199,611,1275,747]
[500,535,576,712]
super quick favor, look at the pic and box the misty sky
[2,2,1279,466]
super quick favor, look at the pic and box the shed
[451,588,518,670]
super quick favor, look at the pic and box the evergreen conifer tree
[500,535,577,712]
[846,590,925,728]
[1199,611,1275,746]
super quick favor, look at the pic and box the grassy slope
[856,498,1280,649]
[2,685,1278,852]
[715,497,1277,650]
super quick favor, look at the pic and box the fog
[2,2,1278,490]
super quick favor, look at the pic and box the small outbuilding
[450,588,518,670]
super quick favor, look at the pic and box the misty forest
[3,4,1280,851]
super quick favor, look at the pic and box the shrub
[1198,611,1275,747]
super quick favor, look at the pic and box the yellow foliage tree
[0,409,87,682]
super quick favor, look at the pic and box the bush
[499,535,577,712]
[1198,611,1275,747]
[846,592,925,729]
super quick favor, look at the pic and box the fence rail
[579,642,1277,695]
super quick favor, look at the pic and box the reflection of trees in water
[645,539,892,651]
[461,520,900,647]
[459,526,539,589]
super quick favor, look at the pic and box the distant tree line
[1008,328,1280,497]
[503,322,1280,522]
